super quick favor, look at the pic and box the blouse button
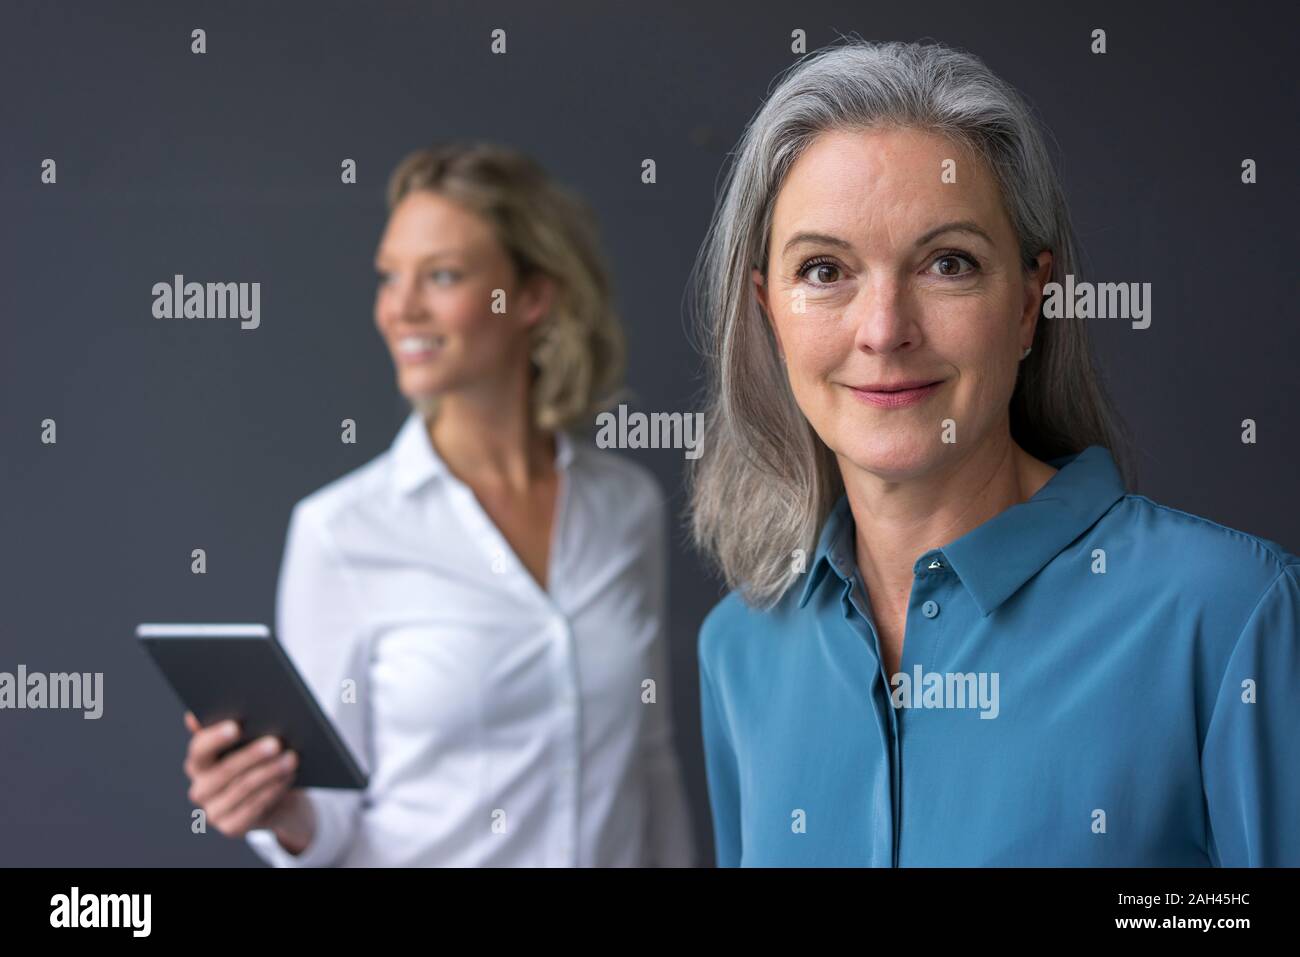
[921,600,940,619]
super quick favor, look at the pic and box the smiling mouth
[846,379,945,409]
[397,335,445,362]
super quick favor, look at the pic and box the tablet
[137,623,368,790]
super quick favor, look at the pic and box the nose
[383,273,428,326]
[847,273,920,356]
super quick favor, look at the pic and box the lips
[859,379,942,392]
[847,378,944,409]
[396,335,444,363]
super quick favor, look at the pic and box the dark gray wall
[1,0,1295,865]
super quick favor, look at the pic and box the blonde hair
[386,142,625,430]
[689,40,1132,609]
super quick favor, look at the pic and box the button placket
[838,578,897,867]
[547,612,581,866]
[893,556,950,866]
[904,554,950,671]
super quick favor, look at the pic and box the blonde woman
[181,143,696,867]
[690,41,1299,866]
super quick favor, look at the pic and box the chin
[833,431,949,482]
[398,367,451,402]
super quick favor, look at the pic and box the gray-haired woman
[691,40,1300,866]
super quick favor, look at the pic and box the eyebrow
[781,231,853,255]
[374,250,463,267]
[913,220,995,247]
[780,220,995,256]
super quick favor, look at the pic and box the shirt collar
[390,408,575,497]
[797,445,1127,615]
[797,495,855,607]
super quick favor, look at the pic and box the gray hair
[688,39,1132,608]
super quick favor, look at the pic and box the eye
[426,269,461,286]
[796,257,843,286]
[929,251,980,278]
[375,270,394,287]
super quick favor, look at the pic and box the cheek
[777,317,845,390]
[443,286,535,371]
[942,320,1018,420]
[422,293,501,366]
[422,287,471,330]
[448,282,521,334]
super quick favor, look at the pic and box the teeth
[398,336,442,353]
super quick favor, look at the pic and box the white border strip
[135,623,270,638]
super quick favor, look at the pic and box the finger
[206,747,295,819]
[184,711,200,733]
[189,735,284,805]
[208,751,298,828]
[214,766,299,836]
[186,719,242,773]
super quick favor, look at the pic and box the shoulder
[568,438,669,523]
[699,583,803,683]
[1109,492,1296,585]
[1103,492,1298,633]
[699,591,749,670]
[286,448,395,548]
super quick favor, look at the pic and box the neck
[841,430,1057,609]
[426,368,554,492]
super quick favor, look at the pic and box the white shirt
[246,410,697,867]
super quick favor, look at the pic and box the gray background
[1,0,1296,866]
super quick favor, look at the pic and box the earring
[1021,346,1032,360]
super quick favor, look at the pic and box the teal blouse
[699,446,1300,866]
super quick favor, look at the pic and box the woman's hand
[182,711,316,855]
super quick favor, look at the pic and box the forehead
[769,126,1006,242]
[379,190,493,252]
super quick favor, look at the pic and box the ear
[752,267,784,359]
[517,271,557,329]
[1020,250,1053,349]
